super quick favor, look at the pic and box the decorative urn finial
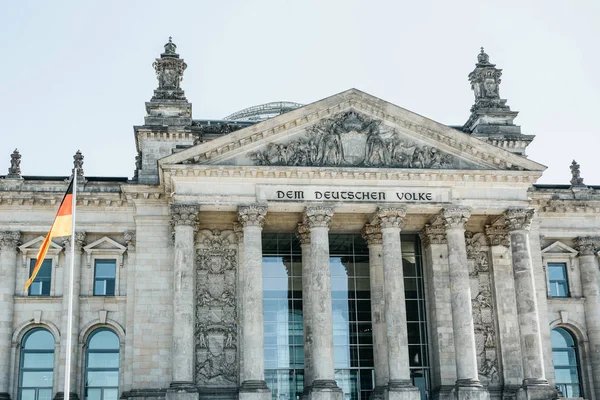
[7,149,22,179]
[152,36,187,94]
[477,47,491,65]
[162,36,179,58]
[570,160,585,187]
[73,150,84,177]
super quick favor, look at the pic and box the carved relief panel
[195,229,238,387]
[465,231,500,385]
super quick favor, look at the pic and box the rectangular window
[548,263,569,297]
[94,260,116,296]
[28,259,52,296]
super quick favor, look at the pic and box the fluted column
[169,204,199,394]
[371,208,420,400]
[0,231,20,400]
[503,209,547,387]
[361,223,389,398]
[56,231,86,400]
[297,223,313,400]
[575,237,600,398]
[441,208,485,396]
[303,206,343,400]
[238,205,270,400]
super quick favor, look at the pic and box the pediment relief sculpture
[249,111,457,168]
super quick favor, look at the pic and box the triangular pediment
[541,241,578,256]
[19,236,64,253]
[84,237,127,253]
[159,89,545,173]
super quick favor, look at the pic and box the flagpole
[64,170,77,400]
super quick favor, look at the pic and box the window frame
[84,328,120,400]
[27,259,53,297]
[83,237,126,297]
[547,262,570,298]
[18,328,55,400]
[18,237,63,297]
[551,327,583,398]
[541,241,578,299]
[93,259,117,297]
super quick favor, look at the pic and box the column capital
[575,236,600,256]
[371,206,406,229]
[303,206,334,228]
[441,207,471,230]
[0,231,21,251]
[296,223,311,245]
[485,224,509,247]
[419,218,447,246]
[238,205,267,228]
[62,231,86,251]
[503,208,535,231]
[170,204,200,228]
[361,223,382,246]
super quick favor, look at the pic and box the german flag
[25,179,74,291]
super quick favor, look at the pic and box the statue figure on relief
[319,121,343,165]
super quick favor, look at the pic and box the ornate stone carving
[152,37,187,99]
[124,231,136,251]
[73,150,84,177]
[133,151,142,180]
[0,231,21,251]
[466,230,499,384]
[441,207,471,230]
[303,206,334,228]
[296,223,311,245]
[419,216,447,246]
[62,231,86,251]
[361,223,382,246]
[485,224,509,247]
[232,222,243,242]
[7,149,22,178]
[237,205,267,228]
[469,48,502,102]
[503,208,534,231]
[575,237,600,256]
[570,160,585,187]
[370,207,406,229]
[249,111,456,168]
[170,204,199,229]
[195,229,238,387]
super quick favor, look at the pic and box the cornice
[0,192,130,208]
[531,198,600,214]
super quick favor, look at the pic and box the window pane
[23,353,54,368]
[105,280,115,296]
[30,259,52,278]
[95,260,116,278]
[23,330,54,350]
[88,331,119,350]
[103,389,119,400]
[21,371,53,387]
[86,388,102,400]
[38,389,53,400]
[548,264,567,280]
[20,389,36,400]
[88,352,120,368]
[94,280,106,296]
[86,371,118,387]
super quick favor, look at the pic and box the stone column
[361,223,389,399]
[503,209,553,399]
[123,231,136,393]
[56,231,86,400]
[371,207,420,400]
[575,237,600,398]
[297,223,313,400]
[238,205,270,400]
[168,205,199,400]
[303,206,343,400]
[441,208,488,400]
[0,231,20,400]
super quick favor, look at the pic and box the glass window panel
[88,331,119,350]
[88,352,120,369]
[20,389,36,400]
[354,257,370,276]
[86,371,118,387]
[95,261,116,278]
[94,281,106,296]
[30,259,52,278]
[358,346,374,367]
[402,258,417,277]
[23,330,54,350]
[21,371,53,387]
[103,389,119,400]
[23,353,54,368]
[334,346,350,368]
[548,264,567,280]
[405,300,420,322]
[105,280,115,296]
[407,323,421,345]
[38,389,52,400]
[86,388,102,400]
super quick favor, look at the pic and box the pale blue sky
[1,0,598,184]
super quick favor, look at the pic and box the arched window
[85,329,120,400]
[551,328,582,398]
[19,328,55,400]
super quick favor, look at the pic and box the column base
[166,382,198,400]
[238,380,270,400]
[309,380,343,400]
[388,380,420,400]
[197,387,237,400]
[450,385,489,400]
[515,383,556,400]
[53,392,80,400]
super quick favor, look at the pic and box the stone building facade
[1,40,599,400]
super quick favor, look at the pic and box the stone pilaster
[303,206,343,400]
[442,208,488,400]
[297,223,313,400]
[420,220,456,399]
[371,207,420,400]
[575,237,600,398]
[56,231,86,400]
[361,223,389,399]
[123,231,136,392]
[238,205,270,400]
[0,231,20,400]
[485,224,523,394]
[503,209,554,400]
[168,205,199,400]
